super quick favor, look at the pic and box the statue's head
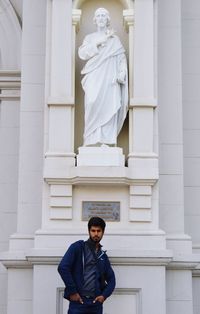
[93,7,110,27]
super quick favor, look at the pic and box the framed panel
[56,288,142,314]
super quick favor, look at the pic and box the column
[44,0,78,178]
[158,0,185,236]
[16,0,46,235]
[126,0,158,223]
[158,1,194,313]
[128,0,157,170]
[43,2,81,222]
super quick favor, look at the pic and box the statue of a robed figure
[78,8,128,147]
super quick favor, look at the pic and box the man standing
[58,217,116,314]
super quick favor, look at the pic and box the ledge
[1,248,172,267]
[2,248,200,270]
[44,165,158,186]
[129,97,157,108]
[0,70,21,96]
[45,176,157,186]
[0,251,32,268]
[47,96,74,106]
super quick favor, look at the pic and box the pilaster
[16,0,46,236]
[126,0,158,223]
[44,0,76,169]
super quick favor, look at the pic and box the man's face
[95,11,108,28]
[89,226,104,243]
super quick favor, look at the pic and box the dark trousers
[68,297,103,314]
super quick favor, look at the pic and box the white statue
[78,8,128,146]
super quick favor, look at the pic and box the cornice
[45,176,157,186]
[166,254,200,270]
[0,70,21,87]
[2,248,200,270]
[44,164,158,186]
[0,70,21,99]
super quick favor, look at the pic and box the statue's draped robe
[79,33,128,146]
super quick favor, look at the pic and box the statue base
[77,146,125,166]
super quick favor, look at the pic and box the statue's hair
[93,7,110,27]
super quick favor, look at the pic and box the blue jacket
[58,240,116,300]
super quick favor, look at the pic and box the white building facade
[0,0,200,313]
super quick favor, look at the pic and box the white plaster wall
[0,0,21,299]
[182,2,200,311]
[0,2,21,312]
[158,2,195,312]
[0,99,19,314]
[0,0,21,69]
[182,0,200,246]
[16,0,46,234]
[33,264,166,314]
[7,268,33,314]
[166,269,193,314]
[0,1,21,312]
[158,0,184,234]
[193,276,200,314]
[1,1,199,314]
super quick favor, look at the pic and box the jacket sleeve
[102,256,116,299]
[57,243,78,297]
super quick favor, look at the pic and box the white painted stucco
[0,1,200,314]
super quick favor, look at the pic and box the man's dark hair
[88,216,106,232]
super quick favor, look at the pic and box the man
[58,217,116,314]
[78,8,128,146]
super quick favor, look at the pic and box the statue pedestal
[77,146,125,166]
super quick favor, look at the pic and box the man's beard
[90,236,100,243]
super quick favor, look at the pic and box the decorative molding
[0,251,32,269]
[110,256,171,266]
[45,152,76,158]
[0,92,20,100]
[4,246,200,271]
[72,9,81,33]
[7,254,172,267]
[49,184,73,220]
[34,228,166,236]
[167,260,200,270]
[128,152,158,159]
[0,259,32,268]
[0,71,21,87]
[192,269,200,277]
[44,164,158,185]
[166,252,200,270]
[45,176,157,187]
[72,0,134,10]
[47,96,75,106]
[129,98,157,108]
[0,70,21,100]
[0,0,21,69]
[24,248,173,266]
[129,185,152,222]
[56,287,141,314]
[3,254,199,272]
[0,70,21,78]
[166,234,192,241]
[123,9,134,32]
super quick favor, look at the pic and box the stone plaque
[82,201,120,221]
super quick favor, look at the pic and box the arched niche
[0,0,21,70]
[73,0,133,10]
[74,0,132,159]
